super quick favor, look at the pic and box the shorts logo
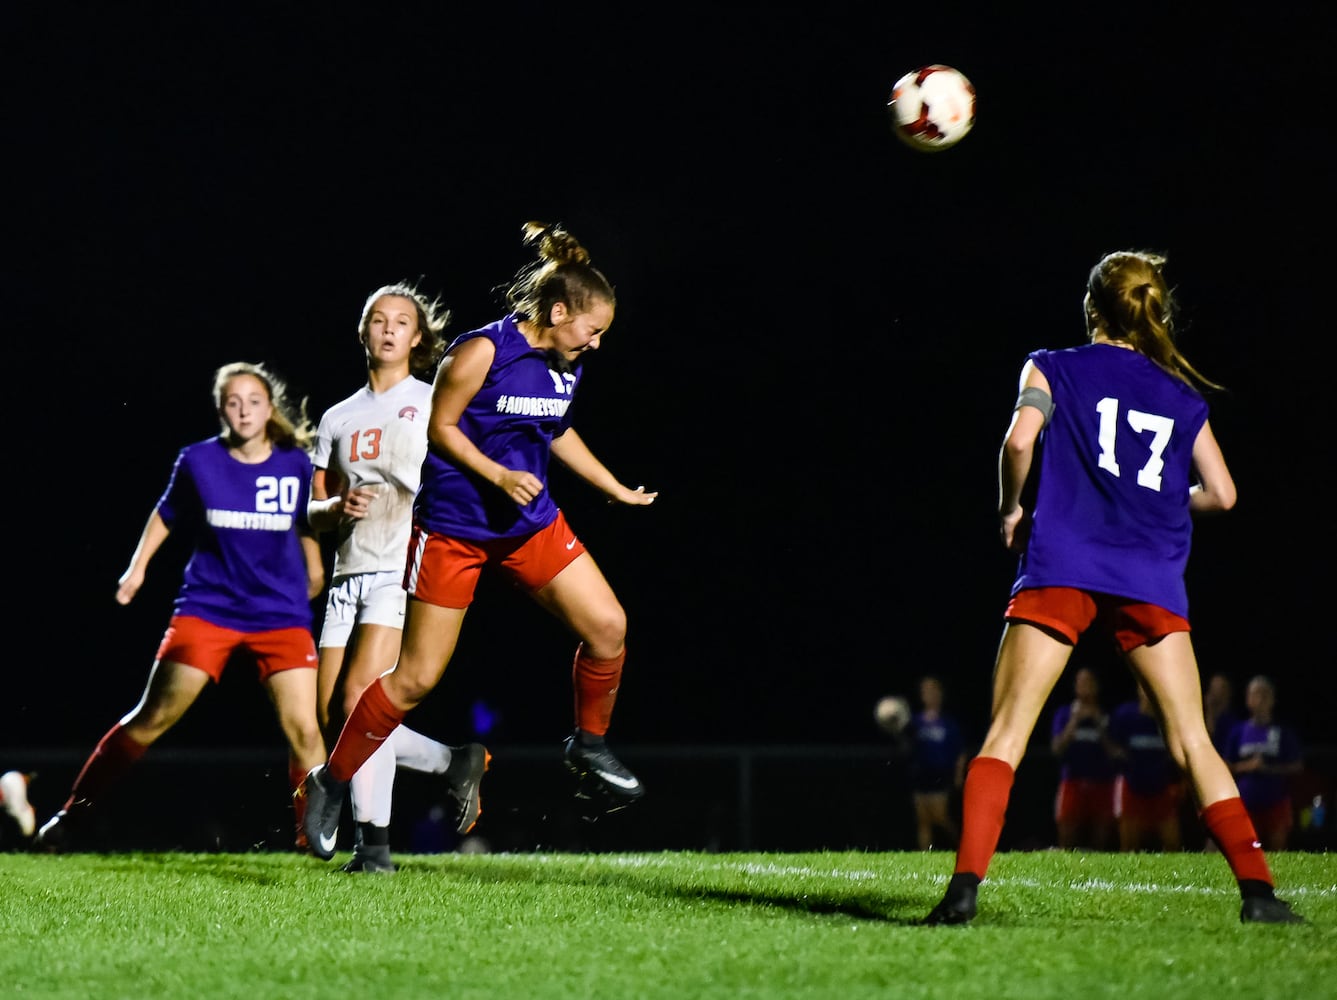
[566,539,577,550]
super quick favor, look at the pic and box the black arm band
[1015,386,1053,423]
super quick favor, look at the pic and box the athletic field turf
[4,849,1332,998]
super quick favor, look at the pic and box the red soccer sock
[572,644,625,737]
[327,677,404,783]
[1200,797,1274,887]
[63,723,148,812]
[954,756,1015,879]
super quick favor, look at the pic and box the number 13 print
[346,428,382,464]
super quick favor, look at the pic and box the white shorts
[318,570,408,649]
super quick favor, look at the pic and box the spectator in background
[880,676,968,850]
[1190,672,1243,850]
[1050,665,1118,850]
[1109,681,1184,851]
[1224,675,1304,851]
[1202,672,1242,756]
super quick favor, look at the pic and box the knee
[381,670,432,708]
[122,706,179,743]
[121,718,168,746]
[279,711,322,746]
[340,689,362,721]
[583,606,628,653]
[1164,730,1212,772]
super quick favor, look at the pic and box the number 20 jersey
[155,436,316,632]
[1014,343,1210,619]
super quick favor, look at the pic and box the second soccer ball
[875,695,912,734]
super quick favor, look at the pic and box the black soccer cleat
[444,743,491,835]
[33,810,76,854]
[563,733,644,817]
[1241,896,1305,924]
[341,843,397,875]
[295,765,347,861]
[923,873,980,926]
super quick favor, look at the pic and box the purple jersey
[1210,708,1244,755]
[1051,702,1117,782]
[416,314,579,541]
[156,436,316,632]
[907,712,965,793]
[1108,700,1178,796]
[1224,720,1303,810]
[1015,343,1210,618]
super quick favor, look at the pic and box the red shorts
[1006,587,1189,651]
[156,615,318,683]
[1055,778,1115,825]
[1114,777,1183,823]
[404,510,586,609]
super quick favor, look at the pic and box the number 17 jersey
[1014,343,1210,619]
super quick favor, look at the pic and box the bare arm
[1264,755,1305,777]
[427,338,549,505]
[998,360,1049,552]
[307,467,342,532]
[301,531,325,601]
[1051,712,1077,755]
[115,510,172,605]
[1051,701,1104,754]
[429,339,657,508]
[1188,419,1237,514]
[1231,754,1303,776]
[307,466,376,533]
[550,427,658,506]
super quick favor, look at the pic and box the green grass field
[3,850,1332,999]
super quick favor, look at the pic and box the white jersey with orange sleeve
[312,376,433,578]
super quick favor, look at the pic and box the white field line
[575,854,1335,900]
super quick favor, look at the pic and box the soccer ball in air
[888,64,976,152]
[875,695,912,734]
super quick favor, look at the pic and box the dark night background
[6,5,1334,846]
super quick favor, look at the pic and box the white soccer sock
[390,725,453,774]
[349,738,396,827]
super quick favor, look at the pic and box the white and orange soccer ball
[888,64,976,152]
[875,695,912,734]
